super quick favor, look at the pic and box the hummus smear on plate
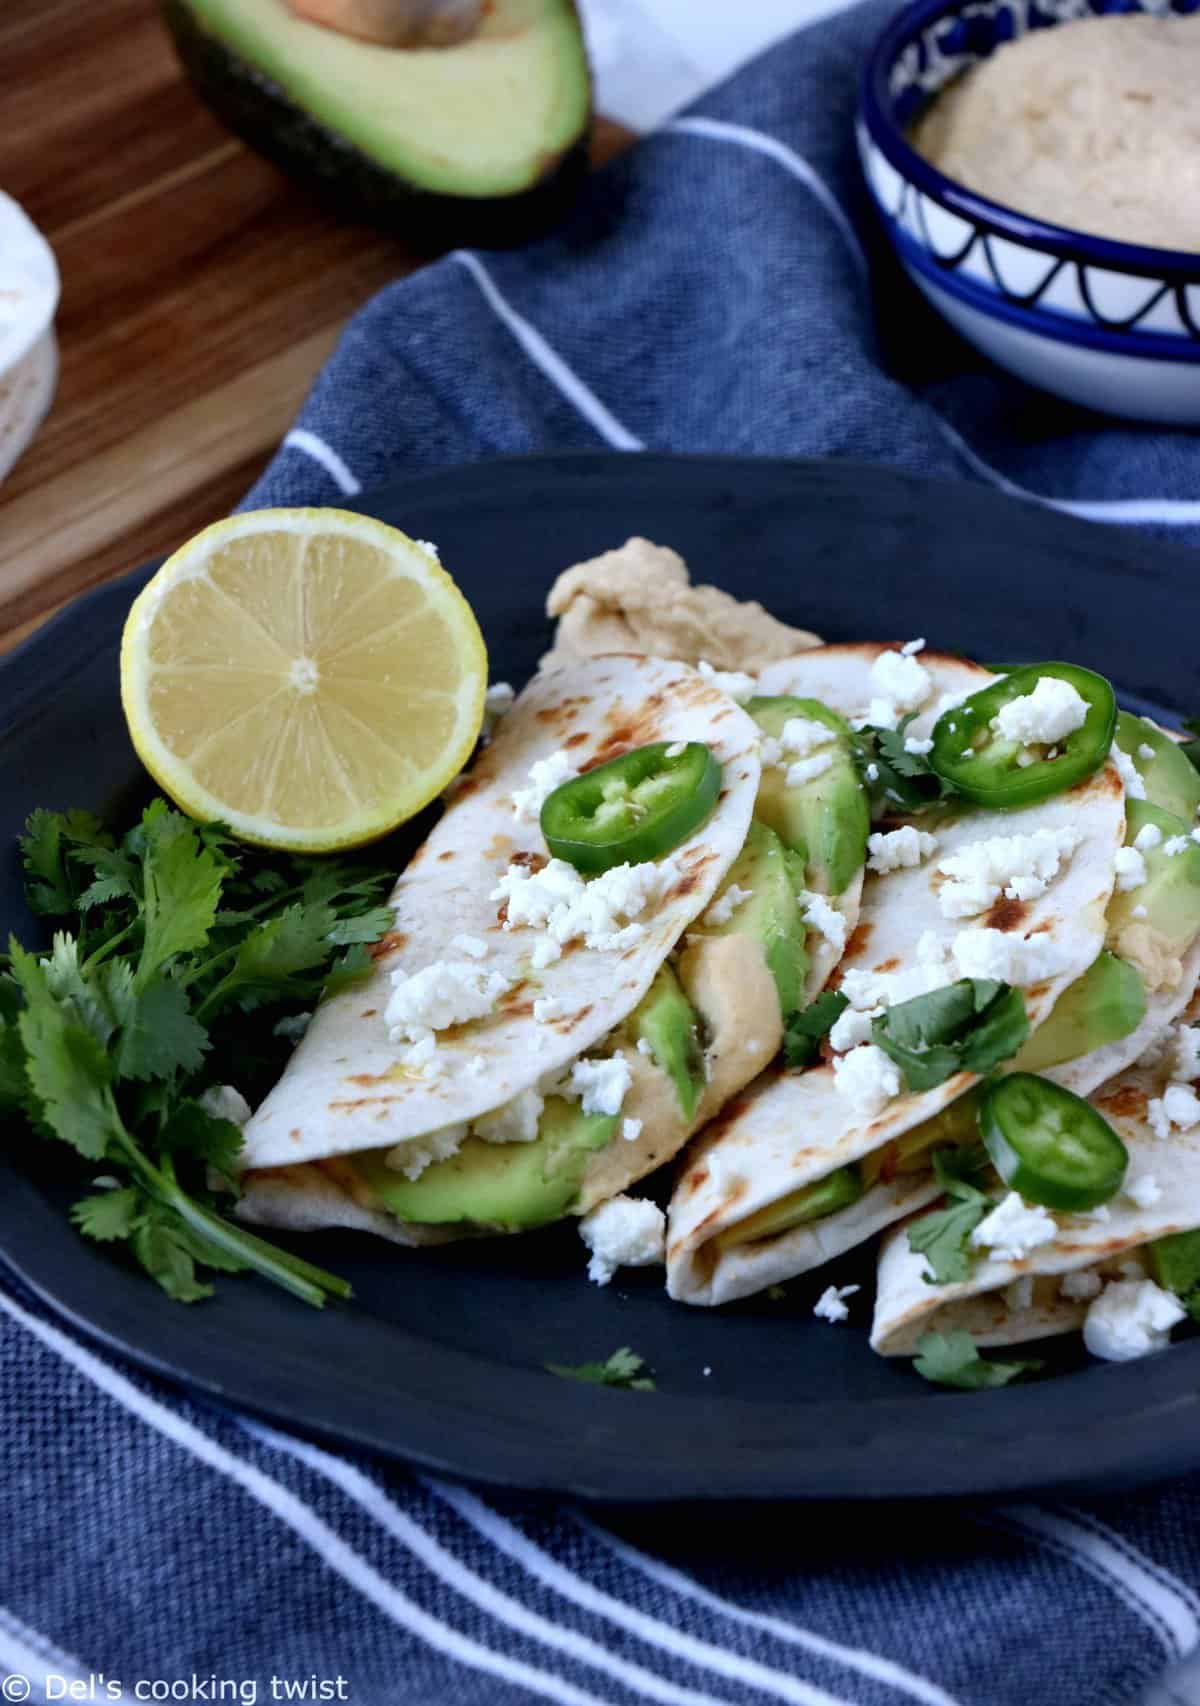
[910,13,1200,250]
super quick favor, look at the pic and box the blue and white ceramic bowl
[859,0,1200,423]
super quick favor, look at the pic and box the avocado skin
[630,965,704,1124]
[1013,950,1147,1074]
[747,696,868,896]
[357,1096,616,1229]
[1108,800,1200,950]
[162,0,591,244]
[706,820,808,1018]
[1115,712,1200,823]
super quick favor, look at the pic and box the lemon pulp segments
[120,509,487,850]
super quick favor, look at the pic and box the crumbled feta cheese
[1087,1204,1111,1224]
[399,1033,440,1073]
[813,1283,860,1323]
[568,1054,633,1117]
[1138,742,1156,761]
[450,933,489,960]
[1135,812,1163,849]
[665,741,686,758]
[385,959,512,1045]
[901,637,926,656]
[777,717,836,759]
[475,1087,544,1145]
[1113,847,1147,893]
[622,1117,643,1142]
[579,1195,666,1286]
[903,735,935,756]
[1005,1275,1035,1313]
[272,1011,312,1043]
[1126,1173,1162,1209]
[862,697,900,731]
[865,762,879,783]
[950,927,1072,987]
[467,1055,487,1076]
[992,676,1088,747]
[703,883,752,927]
[1060,1269,1103,1301]
[840,961,949,1011]
[867,826,938,874]
[832,1044,901,1117]
[198,1085,252,1127]
[384,1121,468,1181]
[798,890,847,956]
[512,750,578,823]
[969,1192,1057,1262]
[1172,1025,1200,1083]
[416,539,440,560]
[1164,835,1191,857]
[936,827,1079,918]
[1111,744,1147,801]
[531,938,562,970]
[1148,1082,1200,1139]
[871,649,933,713]
[493,855,678,952]
[698,659,756,704]
[636,1036,654,1058]
[533,995,566,1024]
[1132,904,1148,919]
[1083,1279,1185,1362]
[785,753,835,788]
[828,1005,877,1053]
[482,682,515,739]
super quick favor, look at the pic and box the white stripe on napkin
[426,1477,857,1706]
[575,1513,964,1706]
[0,1291,612,1706]
[666,118,867,280]
[283,428,363,496]
[452,251,645,451]
[242,1419,732,1706]
[0,1603,98,1702]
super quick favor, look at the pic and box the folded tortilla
[871,1051,1200,1355]
[238,653,764,1238]
[667,648,1127,1305]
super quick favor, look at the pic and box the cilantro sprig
[546,1346,655,1390]
[906,1143,993,1286]
[2,801,396,1307]
[782,989,849,1070]
[853,714,960,817]
[913,1329,1042,1390]
[871,979,1029,1093]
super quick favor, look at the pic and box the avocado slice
[162,0,591,237]
[1115,712,1200,822]
[629,964,704,1124]
[1012,951,1147,1074]
[1150,1232,1200,1312]
[703,820,808,1018]
[747,696,869,895]
[1107,800,1200,956]
[714,1164,862,1253]
[356,1095,615,1229]
[857,1087,983,1189]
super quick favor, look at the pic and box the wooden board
[0,0,629,652]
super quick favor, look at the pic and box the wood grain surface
[0,0,628,652]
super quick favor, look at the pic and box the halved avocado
[162,0,591,238]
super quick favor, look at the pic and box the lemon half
[120,508,487,851]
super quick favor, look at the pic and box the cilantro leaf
[783,990,850,1069]
[546,1346,656,1391]
[112,973,209,1082]
[158,1098,243,1183]
[872,980,1029,1092]
[131,1211,214,1303]
[328,906,394,947]
[321,944,375,999]
[71,1185,142,1242]
[913,1329,1043,1390]
[9,940,126,1161]
[906,1143,993,1285]
[199,902,339,1017]
[135,802,224,982]
[19,810,113,917]
[853,715,960,816]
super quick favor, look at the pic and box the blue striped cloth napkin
[8,4,1200,1705]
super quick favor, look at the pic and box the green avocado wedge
[746,696,868,895]
[1012,951,1146,1074]
[629,965,705,1124]
[1108,800,1200,955]
[162,0,591,238]
[356,1096,616,1230]
[703,820,808,1018]
[1114,712,1200,822]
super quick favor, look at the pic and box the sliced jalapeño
[980,1072,1128,1212]
[541,741,722,875]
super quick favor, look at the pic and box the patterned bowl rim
[859,0,1200,281]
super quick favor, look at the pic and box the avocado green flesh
[706,820,808,1017]
[1151,1232,1200,1309]
[1012,951,1147,1074]
[747,696,869,895]
[1115,712,1200,822]
[858,1088,983,1187]
[630,965,704,1123]
[166,0,590,199]
[715,1165,862,1252]
[356,1097,616,1229]
[1108,800,1200,952]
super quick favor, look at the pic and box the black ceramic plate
[3,452,1199,1503]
